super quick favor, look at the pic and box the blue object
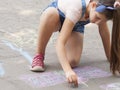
[96,4,116,12]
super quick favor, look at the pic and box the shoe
[30,54,45,72]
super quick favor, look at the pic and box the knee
[70,60,80,68]
[41,8,59,22]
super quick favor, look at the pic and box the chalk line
[0,63,5,76]
[2,40,32,64]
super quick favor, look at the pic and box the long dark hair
[93,0,120,74]
[110,9,120,75]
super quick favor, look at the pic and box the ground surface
[0,0,120,90]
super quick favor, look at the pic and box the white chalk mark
[80,81,88,87]
[2,40,32,64]
[0,63,5,76]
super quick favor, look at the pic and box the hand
[114,1,120,8]
[65,70,78,87]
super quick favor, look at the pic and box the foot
[30,54,45,72]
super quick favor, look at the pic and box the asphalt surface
[0,0,120,90]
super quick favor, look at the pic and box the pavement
[0,0,120,90]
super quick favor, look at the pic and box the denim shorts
[43,0,89,33]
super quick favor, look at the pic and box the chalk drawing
[100,82,120,90]
[0,29,38,49]
[2,40,32,63]
[19,9,36,16]
[73,66,112,79]
[20,71,88,88]
[20,72,65,88]
[19,66,111,88]
[0,63,5,76]
[54,70,89,86]
[0,29,57,49]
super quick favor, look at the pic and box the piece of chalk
[80,81,88,87]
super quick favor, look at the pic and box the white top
[58,0,90,24]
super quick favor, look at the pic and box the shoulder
[98,21,108,31]
[98,21,108,27]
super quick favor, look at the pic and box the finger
[67,78,70,83]
[71,75,78,87]
[67,77,71,83]
[74,79,78,87]
[68,76,73,83]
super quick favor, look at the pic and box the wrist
[65,70,75,78]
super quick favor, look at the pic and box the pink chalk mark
[19,66,111,88]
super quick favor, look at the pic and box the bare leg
[65,32,84,68]
[36,7,60,54]
[31,7,60,71]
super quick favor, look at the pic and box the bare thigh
[40,7,60,32]
[65,32,84,68]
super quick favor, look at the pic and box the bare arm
[56,18,78,86]
[98,22,110,61]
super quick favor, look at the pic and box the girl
[31,0,120,86]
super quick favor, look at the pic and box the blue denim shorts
[44,0,87,33]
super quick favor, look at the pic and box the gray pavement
[0,0,120,90]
